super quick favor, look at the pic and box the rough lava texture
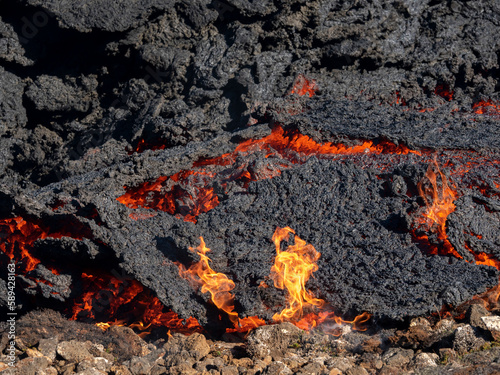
[1,0,500,331]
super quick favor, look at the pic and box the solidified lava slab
[14,129,499,325]
[277,98,500,152]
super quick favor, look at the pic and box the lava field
[1,0,500,338]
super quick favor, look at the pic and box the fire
[177,237,265,332]
[270,227,324,322]
[269,227,371,332]
[416,160,461,258]
[177,237,239,323]
[290,74,317,97]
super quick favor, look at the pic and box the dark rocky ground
[4,306,500,374]
[1,0,500,373]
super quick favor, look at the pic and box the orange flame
[177,237,265,332]
[417,161,461,258]
[269,227,371,332]
[270,227,324,322]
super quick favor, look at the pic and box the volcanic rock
[1,1,500,370]
[0,16,33,66]
[15,356,52,375]
[38,337,58,361]
[24,0,177,32]
[77,357,112,373]
[0,66,26,131]
[466,304,491,331]
[480,316,500,341]
[163,332,210,366]
[410,352,438,368]
[56,340,93,362]
[452,325,487,355]
[381,348,414,368]
[246,322,303,360]
[25,75,98,113]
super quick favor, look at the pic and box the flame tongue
[416,161,462,258]
[178,237,238,324]
[418,163,457,235]
[177,237,265,332]
[270,227,324,322]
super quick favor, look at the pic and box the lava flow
[118,125,420,223]
[290,74,317,97]
[472,99,500,115]
[0,216,90,274]
[176,238,265,333]
[415,160,500,271]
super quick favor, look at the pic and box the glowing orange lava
[472,99,500,115]
[290,74,317,97]
[177,237,265,333]
[117,170,219,224]
[415,160,500,275]
[118,126,420,223]
[434,84,454,101]
[0,216,89,273]
[70,270,203,336]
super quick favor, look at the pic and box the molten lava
[70,270,203,336]
[290,74,317,97]
[0,217,43,272]
[0,216,89,273]
[118,126,420,223]
[117,170,219,223]
[434,83,454,101]
[472,99,500,115]
[177,237,265,332]
[416,160,500,273]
